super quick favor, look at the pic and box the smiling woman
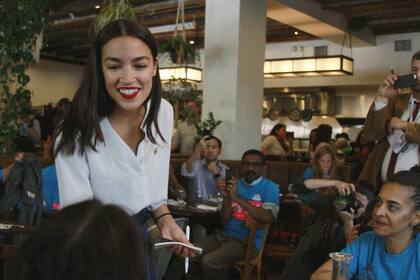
[311,167,420,280]
[54,19,194,279]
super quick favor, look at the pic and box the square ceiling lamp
[264,55,353,78]
[159,66,202,82]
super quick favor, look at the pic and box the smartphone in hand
[394,74,417,89]
[153,237,203,255]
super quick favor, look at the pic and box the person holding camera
[280,180,375,280]
[168,149,279,280]
[312,167,420,280]
[181,135,228,204]
[359,51,420,189]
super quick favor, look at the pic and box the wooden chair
[262,202,314,276]
[233,215,270,280]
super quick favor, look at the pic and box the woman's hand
[346,224,360,244]
[157,214,197,258]
[333,181,355,195]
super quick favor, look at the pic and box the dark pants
[166,230,247,280]
[133,208,156,280]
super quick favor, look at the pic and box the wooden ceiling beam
[319,0,394,9]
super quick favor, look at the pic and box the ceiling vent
[394,40,411,52]
[314,45,328,57]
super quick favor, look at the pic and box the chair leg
[257,263,262,280]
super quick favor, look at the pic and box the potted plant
[195,112,223,138]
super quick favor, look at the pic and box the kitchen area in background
[263,85,377,152]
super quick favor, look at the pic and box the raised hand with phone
[360,50,420,189]
[182,135,228,204]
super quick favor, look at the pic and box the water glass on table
[176,189,187,206]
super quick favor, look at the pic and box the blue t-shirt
[342,231,420,280]
[41,165,60,210]
[302,167,314,179]
[224,177,280,251]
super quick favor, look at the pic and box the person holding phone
[167,149,279,280]
[54,19,193,279]
[181,135,228,203]
[359,50,420,189]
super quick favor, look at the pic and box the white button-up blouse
[55,99,173,215]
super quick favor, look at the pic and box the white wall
[264,32,420,88]
[27,59,83,106]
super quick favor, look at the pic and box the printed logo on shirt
[231,194,263,221]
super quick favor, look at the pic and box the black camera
[394,74,417,89]
[333,194,361,213]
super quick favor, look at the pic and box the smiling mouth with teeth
[118,87,140,100]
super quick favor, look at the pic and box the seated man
[181,136,227,203]
[185,149,279,280]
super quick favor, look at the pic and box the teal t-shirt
[223,177,279,251]
[342,231,420,280]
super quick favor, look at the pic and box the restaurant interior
[1,0,420,279]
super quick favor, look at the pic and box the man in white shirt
[261,109,279,136]
[359,50,420,189]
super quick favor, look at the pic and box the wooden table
[168,204,221,234]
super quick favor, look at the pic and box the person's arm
[228,179,274,223]
[153,204,196,257]
[54,138,93,209]
[217,177,233,225]
[1,153,25,182]
[364,74,401,142]
[304,179,355,195]
[311,259,333,280]
[337,209,356,242]
[184,137,207,173]
[261,136,273,155]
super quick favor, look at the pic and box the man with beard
[181,136,228,203]
[360,50,420,189]
[182,149,279,280]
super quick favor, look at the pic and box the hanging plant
[159,0,197,65]
[162,78,197,101]
[160,36,197,64]
[92,0,136,34]
[0,0,51,152]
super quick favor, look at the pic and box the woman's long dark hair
[8,200,146,280]
[55,19,165,156]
